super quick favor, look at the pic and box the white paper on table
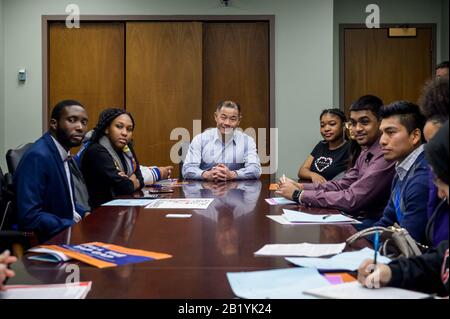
[165,214,192,218]
[255,243,346,257]
[266,215,292,225]
[266,215,361,225]
[102,199,156,206]
[227,268,330,299]
[0,282,92,299]
[265,197,297,205]
[282,209,360,224]
[285,247,392,271]
[303,281,431,299]
[145,198,214,210]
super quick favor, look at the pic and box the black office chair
[6,142,33,175]
[1,162,35,254]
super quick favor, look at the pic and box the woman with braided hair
[81,108,145,208]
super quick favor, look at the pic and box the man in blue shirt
[14,100,90,242]
[182,101,261,181]
[375,101,430,243]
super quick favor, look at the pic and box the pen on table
[322,214,332,220]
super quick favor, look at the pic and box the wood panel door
[126,22,203,177]
[49,22,125,131]
[343,27,433,113]
[203,22,270,177]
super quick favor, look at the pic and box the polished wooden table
[10,180,368,298]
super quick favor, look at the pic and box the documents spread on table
[265,197,297,205]
[27,242,172,268]
[0,282,92,299]
[226,268,331,299]
[266,209,360,225]
[254,242,346,257]
[145,198,214,209]
[285,247,392,271]
[102,199,156,206]
[303,281,431,299]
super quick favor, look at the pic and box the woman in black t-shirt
[298,108,350,183]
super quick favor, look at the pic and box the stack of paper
[286,247,391,271]
[145,198,214,209]
[0,282,92,299]
[303,281,431,299]
[254,243,346,257]
[267,209,360,225]
[227,268,331,299]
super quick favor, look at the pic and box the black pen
[322,214,332,220]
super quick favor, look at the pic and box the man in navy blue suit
[14,100,89,242]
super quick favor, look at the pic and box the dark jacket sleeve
[375,192,396,228]
[83,144,136,195]
[15,152,74,238]
[388,240,449,296]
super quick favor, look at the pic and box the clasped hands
[202,164,237,182]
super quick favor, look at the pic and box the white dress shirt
[182,128,261,180]
[51,136,82,223]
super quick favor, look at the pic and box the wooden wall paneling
[344,27,432,113]
[202,22,270,177]
[49,22,125,131]
[126,22,203,177]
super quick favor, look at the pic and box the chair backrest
[0,166,15,231]
[6,142,33,175]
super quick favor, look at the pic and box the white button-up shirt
[182,128,261,180]
[51,136,82,223]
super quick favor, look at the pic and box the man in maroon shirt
[277,95,396,223]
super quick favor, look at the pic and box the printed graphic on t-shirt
[314,157,333,172]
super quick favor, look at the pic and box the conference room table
[9,179,369,298]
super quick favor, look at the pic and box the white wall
[333,0,448,106]
[0,0,4,170]
[0,0,334,178]
[443,0,449,60]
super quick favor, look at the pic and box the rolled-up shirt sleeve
[301,153,395,213]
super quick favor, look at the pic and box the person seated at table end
[182,100,261,182]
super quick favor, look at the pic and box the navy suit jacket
[14,132,87,242]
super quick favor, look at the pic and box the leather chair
[6,142,33,175]
[0,176,35,253]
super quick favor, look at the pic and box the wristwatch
[292,189,301,203]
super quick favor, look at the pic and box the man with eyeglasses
[182,101,261,181]
[277,95,396,225]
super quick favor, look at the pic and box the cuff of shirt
[387,262,404,288]
[302,183,317,191]
[299,190,317,207]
